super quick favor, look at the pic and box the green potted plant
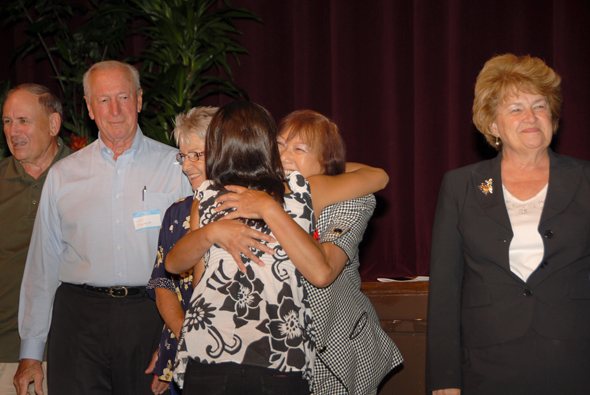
[2,0,132,149]
[130,0,262,144]
[2,0,261,147]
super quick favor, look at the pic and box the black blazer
[426,149,590,391]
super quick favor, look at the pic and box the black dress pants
[47,283,163,395]
[182,359,310,395]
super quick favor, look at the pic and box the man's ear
[84,96,95,120]
[49,112,61,137]
[136,89,143,113]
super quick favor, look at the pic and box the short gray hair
[173,106,219,146]
[6,83,63,118]
[83,60,141,99]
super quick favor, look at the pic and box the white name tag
[133,209,161,231]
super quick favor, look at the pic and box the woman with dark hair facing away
[214,109,403,394]
[165,102,392,394]
[427,54,590,394]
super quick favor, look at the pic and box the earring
[495,136,500,146]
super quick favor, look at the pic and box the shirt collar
[98,125,143,162]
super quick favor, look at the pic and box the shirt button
[544,230,554,239]
[32,183,38,188]
[539,261,548,269]
[32,199,37,205]
[117,245,121,250]
[115,219,120,224]
[524,289,533,297]
[117,170,121,174]
[116,194,120,199]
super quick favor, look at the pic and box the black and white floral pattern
[174,172,315,388]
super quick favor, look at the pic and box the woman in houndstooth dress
[277,110,403,395]
[224,110,403,394]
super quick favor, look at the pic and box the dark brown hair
[278,110,346,175]
[206,101,285,203]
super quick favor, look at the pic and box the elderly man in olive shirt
[0,84,72,394]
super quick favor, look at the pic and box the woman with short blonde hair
[427,54,590,394]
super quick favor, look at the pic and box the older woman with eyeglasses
[145,107,219,394]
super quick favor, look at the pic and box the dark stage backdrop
[3,0,590,280]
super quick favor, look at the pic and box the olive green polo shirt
[0,137,72,362]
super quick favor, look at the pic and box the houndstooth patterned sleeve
[317,194,376,266]
[308,194,402,395]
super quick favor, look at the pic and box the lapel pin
[478,178,493,195]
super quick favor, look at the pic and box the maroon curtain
[3,0,590,280]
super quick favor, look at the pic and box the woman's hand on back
[206,219,275,273]
[215,185,280,221]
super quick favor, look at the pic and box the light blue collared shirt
[18,127,191,361]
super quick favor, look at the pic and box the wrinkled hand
[145,350,168,394]
[208,219,275,273]
[433,389,461,395]
[215,185,276,221]
[149,375,170,395]
[13,359,44,395]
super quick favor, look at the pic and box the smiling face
[3,89,60,166]
[85,66,142,149]
[491,91,553,156]
[277,130,323,178]
[179,134,206,190]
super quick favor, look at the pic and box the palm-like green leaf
[1,0,133,143]
[130,0,261,143]
[1,0,260,145]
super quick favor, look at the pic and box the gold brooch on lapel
[478,178,493,195]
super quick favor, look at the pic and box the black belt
[75,284,146,298]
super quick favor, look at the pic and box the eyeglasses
[176,151,205,164]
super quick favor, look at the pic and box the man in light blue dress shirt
[14,61,191,394]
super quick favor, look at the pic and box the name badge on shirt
[133,209,161,231]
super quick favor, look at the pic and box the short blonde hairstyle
[473,54,562,150]
[173,106,219,147]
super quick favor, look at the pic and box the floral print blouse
[146,195,195,381]
[173,172,316,389]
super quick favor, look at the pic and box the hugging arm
[216,186,331,287]
[317,194,377,285]
[166,198,275,275]
[217,163,388,286]
[307,162,388,216]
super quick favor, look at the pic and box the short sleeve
[318,195,376,263]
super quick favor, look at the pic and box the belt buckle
[109,286,128,298]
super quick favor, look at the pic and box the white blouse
[503,184,548,282]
